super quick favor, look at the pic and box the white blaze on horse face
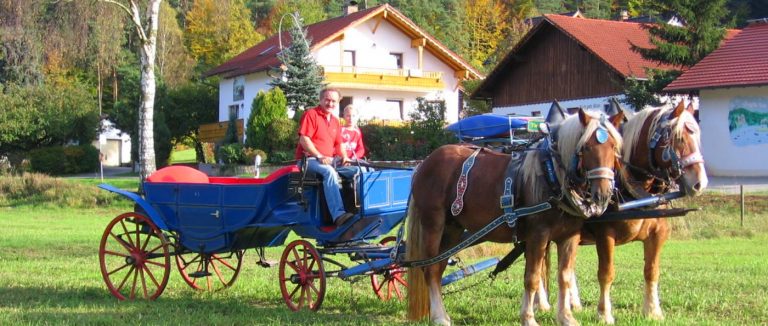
[676,112,708,196]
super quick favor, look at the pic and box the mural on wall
[728,97,768,147]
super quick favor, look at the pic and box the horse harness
[543,115,617,218]
[623,110,704,195]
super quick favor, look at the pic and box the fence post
[740,184,745,227]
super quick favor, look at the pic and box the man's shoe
[334,212,355,226]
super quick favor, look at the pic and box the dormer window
[233,77,244,101]
[344,50,356,67]
[389,52,403,69]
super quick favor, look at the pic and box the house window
[389,52,403,69]
[386,99,405,120]
[233,77,244,101]
[531,111,542,117]
[339,96,353,117]
[228,105,239,119]
[343,50,356,67]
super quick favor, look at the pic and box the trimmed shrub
[29,144,100,175]
[243,147,268,165]
[217,143,245,164]
[29,147,65,175]
[265,118,297,154]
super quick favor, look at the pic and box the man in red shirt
[295,88,354,226]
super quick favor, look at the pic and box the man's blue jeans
[300,158,346,221]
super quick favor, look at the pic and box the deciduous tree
[185,0,264,71]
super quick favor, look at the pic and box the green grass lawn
[0,205,766,325]
[169,148,196,164]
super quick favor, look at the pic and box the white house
[91,120,131,167]
[204,3,481,128]
[666,20,767,176]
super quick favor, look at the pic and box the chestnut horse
[406,110,623,326]
[569,101,708,324]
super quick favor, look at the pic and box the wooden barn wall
[490,25,624,107]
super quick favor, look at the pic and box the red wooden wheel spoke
[109,232,133,252]
[212,255,236,271]
[129,268,138,299]
[139,267,148,299]
[107,262,131,276]
[145,243,165,256]
[103,250,128,258]
[116,266,135,293]
[144,259,166,268]
[118,221,135,248]
[141,264,161,288]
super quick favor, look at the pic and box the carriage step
[257,259,277,268]
[189,271,212,278]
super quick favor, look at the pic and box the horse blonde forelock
[672,109,702,149]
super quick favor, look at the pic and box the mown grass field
[0,175,767,325]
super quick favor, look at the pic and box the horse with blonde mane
[566,101,708,324]
[405,109,623,326]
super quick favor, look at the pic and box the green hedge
[29,144,100,175]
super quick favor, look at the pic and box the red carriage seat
[146,165,209,183]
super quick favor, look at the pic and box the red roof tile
[544,14,678,78]
[665,23,767,91]
[204,4,480,79]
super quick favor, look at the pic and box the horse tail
[406,196,429,320]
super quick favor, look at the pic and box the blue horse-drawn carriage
[98,162,413,310]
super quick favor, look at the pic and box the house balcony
[323,66,444,92]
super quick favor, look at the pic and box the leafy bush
[269,150,294,164]
[265,118,297,153]
[243,147,268,164]
[360,98,455,160]
[217,143,245,164]
[246,87,288,150]
[29,147,65,175]
[29,144,99,175]
[0,81,99,154]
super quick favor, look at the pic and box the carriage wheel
[98,212,171,300]
[370,236,408,301]
[176,250,244,291]
[279,239,326,311]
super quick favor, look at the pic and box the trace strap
[399,201,552,268]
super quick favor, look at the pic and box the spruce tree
[624,0,729,110]
[269,13,326,121]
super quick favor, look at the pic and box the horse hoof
[431,317,451,326]
[643,306,664,321]
[571,303,583,312]
[522,319,540,326]
[598,313,615,324]
[557,315,580,326]
[536,302,552,312]
[645,311,664,321]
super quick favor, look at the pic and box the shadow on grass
[0,285,408,324]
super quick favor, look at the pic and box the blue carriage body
[100,166,412,254]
